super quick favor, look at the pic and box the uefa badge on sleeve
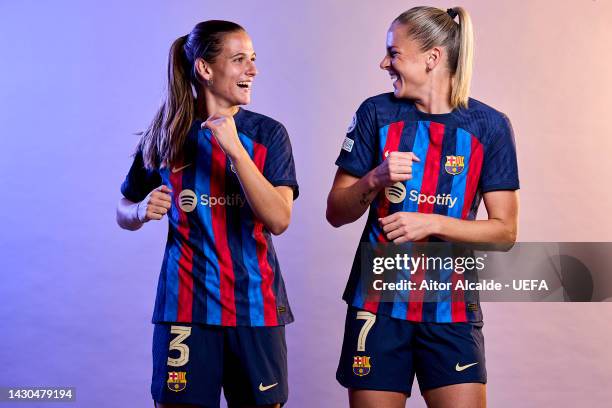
[444,155,465,175]
[342,137,354,153]
[167,371,187,392]
[347,113,357,133]
[353,356,372,376]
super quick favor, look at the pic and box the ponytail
[138,20,244,169]
[450,7,473,109]
[139,35,194,169]
[394,6,475,109]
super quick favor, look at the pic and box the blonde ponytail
[394,6,475,109]
[450,7,474,109]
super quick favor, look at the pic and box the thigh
[222,326,288,407]
[348,389,407,408]
[422,383,486,408]
[413,322,486,394]
[151,323,224,408]
[227,405,280,408]
[336,307,416,396]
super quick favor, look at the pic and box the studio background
[1,0,611,406]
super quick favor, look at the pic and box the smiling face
[199,30,258,108]
[379,22,430,100]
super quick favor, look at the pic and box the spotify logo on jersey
[178,190,198,212]
[385,182,407,204]
[177,189,246,212]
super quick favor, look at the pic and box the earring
[207,79,214,87]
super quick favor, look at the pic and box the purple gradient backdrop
[1,0,611,407]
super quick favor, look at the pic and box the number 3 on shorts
[167,325,192,367]
[356,311,376,352]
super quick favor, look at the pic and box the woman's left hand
[379,212,438,243]
[202,114,244,160]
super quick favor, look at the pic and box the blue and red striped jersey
[121,108,298,326]
[335,93,519,323]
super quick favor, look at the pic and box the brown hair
[394,6,474,109]
[138,20,244,169]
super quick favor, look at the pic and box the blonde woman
[327,7,519,408]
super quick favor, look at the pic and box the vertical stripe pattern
[362,121,403,313]
[196,129,222,324]
[461,136,484,220]
[251,143,279,326]
[238,133,266,326]
[146,111,296,327]
[171,162,194,322]
[163,169,179,322]
[406,122,444,321]
[390,121,430,319]
[210,136,236,326]
[351,119,488,323]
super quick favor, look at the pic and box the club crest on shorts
[167,371,187,392]
[445,155,465,175]
[353,356,371,376]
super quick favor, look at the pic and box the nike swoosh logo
[455,362,479,372]
[171,163,192,173]
[259,382,278,392]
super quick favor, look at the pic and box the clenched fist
[202,114,244,159]
[371,151,420,188]
[137,185,173,222]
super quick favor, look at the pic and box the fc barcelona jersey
[121,108,298,327]
[335,93,519,323]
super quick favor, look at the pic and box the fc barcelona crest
[445,155,465,175]
[353,356,371,376]
[167,371,187,392]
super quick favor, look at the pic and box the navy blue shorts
[336,307,486,396]
[152,323,288,407]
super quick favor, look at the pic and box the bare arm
[325,169,380,227]
[380,190,519,243]
[326,152,420,227]
[432,190,518,242]
[203,115,294,235]
[231,147,294,235]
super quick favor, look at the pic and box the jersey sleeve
[480,113,520,192]
[120,149,162,202]
[263,123,299,200]
[335,99,378,177]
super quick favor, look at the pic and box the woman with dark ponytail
[117,20,298,408]
[328,6,519,408]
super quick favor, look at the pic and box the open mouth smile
[237,81,252,90]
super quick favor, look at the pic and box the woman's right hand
[370,151,420,188]
[137,185,173,222]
